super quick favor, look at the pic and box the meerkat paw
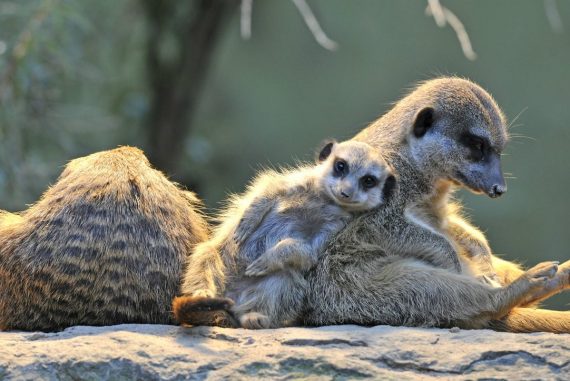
[556,260,570,286]
[478,274,502,288]
[233,225,251,245]
[172,295,236,326]
[245,258,274,277]
[240,312,271,329]
[525,261,559,285]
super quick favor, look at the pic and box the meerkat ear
[413,107,435,138]
[317,140,336,162]
[382,174,397,200]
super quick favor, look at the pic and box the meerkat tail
[489,308,570,334]
[172,295,239,328]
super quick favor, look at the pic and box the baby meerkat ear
[317,140,336,162]
[413,107,435,138]
[382,174,397,201]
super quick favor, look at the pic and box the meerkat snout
[339,182,355,199]
[489,183,507,198]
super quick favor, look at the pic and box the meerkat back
[0,146,208,331]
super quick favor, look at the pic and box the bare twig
[240,0,337,50]
[291,0,338,51]
[427,0,445,27]
[240,0,253,39]
[426,0,477,61]
[544,0,563,33]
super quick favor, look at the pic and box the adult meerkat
[303,77,570,333]
[0,146,208,331]
[174,140,397,329]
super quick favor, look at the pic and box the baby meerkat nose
[340,191,351,198]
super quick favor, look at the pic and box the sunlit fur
[0,147,208,331]
[175,141,393,329]
[303,77,570,333]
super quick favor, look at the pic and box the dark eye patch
[360,175,378,189]
[460,133,489,162]
[333,158,348,177]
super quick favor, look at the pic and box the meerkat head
[317,140,396,212]
[406,78,509,198]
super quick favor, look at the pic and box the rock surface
[0,324,569,380]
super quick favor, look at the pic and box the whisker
[510,133,537,142]
[508,107,528,129]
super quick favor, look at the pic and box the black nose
[489,184,507,198]
[340,191,350,198]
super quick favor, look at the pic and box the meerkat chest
[275,194,351,237]
[404,202,447,237]
[238,193,350,264]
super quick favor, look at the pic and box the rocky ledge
[0,324,569,380]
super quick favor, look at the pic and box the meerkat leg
[495,261,560,316]
[172,295,237,328]
[245,238,315,277]
[515,259,570,307]
[305,257,557,329]
[180,241,226,298]
[233,271,307,329]
[492,255,526,285]
[240,312,271,329]
[173,240,237,327]
[446,216,499,284]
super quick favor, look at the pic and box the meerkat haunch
[0,146,208,331]
[304,77,570,333]
[174,140,396,329]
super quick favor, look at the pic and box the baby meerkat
[177,140,396,329]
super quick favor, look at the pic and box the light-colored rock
[0,324,569,380]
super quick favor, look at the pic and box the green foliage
[0,0,147,209]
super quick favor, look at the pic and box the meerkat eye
[333,159,348,176]
[461,134,487,162]
[469,137,485,161]
[471,138,483,152]
[360,175,378,189]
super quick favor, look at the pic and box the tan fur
[303,77,570,333]
[0,146,208,331]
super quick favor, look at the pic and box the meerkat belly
[238,197,349,267]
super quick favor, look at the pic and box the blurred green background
[1,1,569,308]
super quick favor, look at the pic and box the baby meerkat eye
[333,159,348,176]
[360,175,378,189]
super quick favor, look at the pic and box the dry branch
[291,0,338,51]
[241,0,253,39]
[426,0,477,61]
[544,0,563,33]
[240,0,338,51]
